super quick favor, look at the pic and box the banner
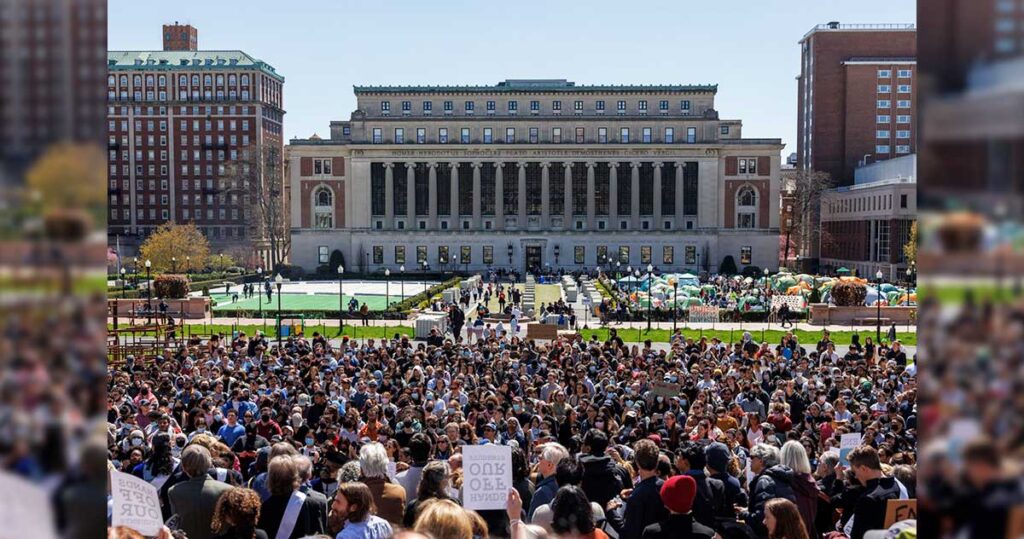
[771,295,806,312]
[462,444,513,510]
[688,306,719,323]
[649,381,680,398]
[839,432,861,466]
[0,471,57,539]
[111,469,164,537]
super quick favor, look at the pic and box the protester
[333,482,394,539]
[403,460,453,528]
[641,475,715,539]
[549,486,609,539]
[210,487,269,539]
[257,455,328,539]
[357,442,406,526]
[779,440,819,538]
[168,445,232,539]
[763,498,810,539]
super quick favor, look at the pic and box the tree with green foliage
[903,221,917,266]
[139,222,210,273]
[719,255,738,275]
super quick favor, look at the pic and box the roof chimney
[826,21,840,29]
[162,23,198,51]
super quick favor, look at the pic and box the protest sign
[111,469,164,537]
[0,470,57,539]
[883,499,917,527]
[650,381,681,398]
[688,306,719,323]
[839,432,861,466]
[462,444,513,510]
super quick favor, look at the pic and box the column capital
[675,162,684,169]
[496,162,505,169]
[517,162,528,169]
[608,162,619,169]
[427,162,438,168]
[450,162,460,169]
[405,162,416,170]
[630,161,641,169]
[540,162,551,168]
[565,162,574,170]
[653,162,664,169]
[585,162,596,169]
[385,163,395,169]
[471,162,482,169]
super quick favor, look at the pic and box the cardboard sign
[462,444,513,510]
[839,432,861,466]
[0,470,58,539]
[883,498,917,527]
[650,381,681,398]
[688,306,720,323]
[1007,506,1024,539]
[111,469,164,536]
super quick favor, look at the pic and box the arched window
[158,75,166,86]
[133,75,141,86]
[108,75,115,86]
[145,75,154,86]
[241,74,250,86]
[216,74,224,85]
[228,74,236,86]
[191,74,199,86]
[120,75,127,86]
[736,185,758,229]
[313,186,334,229]
[203,74,212,86]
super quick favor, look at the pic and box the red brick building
[162,22,198,52]
[107,25,286,267]
[797,22,917,186]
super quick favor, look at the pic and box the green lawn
[573,327,917,346]
[110,322,415,340]
[917,284,1020,305]
[208,292,409,313]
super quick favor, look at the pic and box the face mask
[196,426,206,432]
[382,398,389,404]
[261,414,270,422]
[131,438,143,447]
[305,438,314,446]
[595,421,605,429]
[214,414,223,422]
[513,405,522,412]
[412,393,419,399]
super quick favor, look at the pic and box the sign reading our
[462,445,513,510]
[111,470,164,537]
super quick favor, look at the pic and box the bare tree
[221,144,289,269]
[783,169,832,268]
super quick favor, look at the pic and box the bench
[853,317,891,326]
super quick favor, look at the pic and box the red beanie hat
[660,475,698,514]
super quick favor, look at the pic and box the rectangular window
[575,246,585,265]
[552,100,562,111]
[486,100,496,112]
[552,128,562,143]
[876,145,891,154]
[686,127,697,144]
[680,100,690,112]
[507,100,518,112]
[460,246,471,264]
[900,194,908,208]
[505,127,515,143]
[740,247,752,265]
[318,246,330,264]
[878,84,892,93]
[663,246,674,264]
[896,130,911,139]
[465,101,475,112]
[642,127,652,143]
[618,246,630,264]
[659,100,669,111]
[897,69,912,78]
[620,128,629,143]
[444,100,453,112]
[720,125,729,135]
[596,100,605,111]
[896,145,911,154]
[438,246,449,264]
[640,245,652,264]
[598,127,608,143]
[596,246,609,264]
[617,100,626,112]
[373,246,384,264]
[685,246,697,265]
[439,128,448,143]
[575,127,585,143]
[897,115,911,124]
[878,69,891,78]
[664,127,674,143]
[483,128,493,143]
[739,159,748,174]
[461,128,470,143]
[395,246,406,264]
[394,128,405,144]
[574,100,584,112]
[417,128,426,143]
[877,100,891,108]
[897,84,911,93]
[482,246,493,264]
[877,130,891,138]
[877,115,891,123]
[529,127,539,143]
[402,100,411,112]
[638,100,648,112]
[416,246,427,263]
[897,100,911,108]
[530,100,540,112]
[423,101,432,112]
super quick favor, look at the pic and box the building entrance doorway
[525,245,543,274]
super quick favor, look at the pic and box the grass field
[111,322,415,339]
[917,284,1019,305]
[209,292,405,313]
[574,327,917,346]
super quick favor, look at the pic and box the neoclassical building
[287,79,782,273]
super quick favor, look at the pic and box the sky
[109,0,916,152]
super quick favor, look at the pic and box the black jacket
[686,470,729,529]
[619,476,669,539]
[580,454,630,510]
[850,476,902,539]
[642,513,717,539]
[258,490,329,539]
[745,465,796,538]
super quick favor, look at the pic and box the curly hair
[210,487,262,539]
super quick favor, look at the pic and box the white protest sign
[462,444,513,510]
[688,306,720,323]
[839,432,862,466]
[948,418,981,466]
[111,469,164,536]
[0,470,58,539]
[387,461,398,481]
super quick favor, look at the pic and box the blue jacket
[528,475,558,521]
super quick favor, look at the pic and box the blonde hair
[413,499,475,539]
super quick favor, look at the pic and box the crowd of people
[106,292,919,539]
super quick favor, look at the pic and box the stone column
[540,162,550,228]
[428,162,438,229]
[653,163,663,229]
[450,162,460,226]
[406,163,416,227]
[384,163,394,230]
[609,162,618,226]
[675,162,685,229]
[472,162,482,229]
[586,162,596,230]
[517,162,527,229]
[563,162,573,229]
[630,162,640,229]
[495,162,504,230]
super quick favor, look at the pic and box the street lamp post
[133,257,139,289]
[144,259,152,323]
[646,264,654,332]
[764,268,771,332]
[338,265,345,336]
[186,256,191,274]
[400,265,406,303]
[256,267,263,321]
[171,256,177,273]
[385,268,391,311]
[875,270,884,342]
[275,274,283,348]
[554,244,560,268]
[634,269,642,342]
[672,280,678,334]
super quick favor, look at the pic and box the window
[505,127,515,143]
[416,246,428,263]
[900,194,908,208]
[380,101,391,112]
[898,69,912,78]
[529,127,539,143]
[438,246,449,264]
[877,130,891,138]
[552,128,562,143]
[575,127,585,143]
[618,246,630,264]
[897,115,911,124]
[877,100,891,109]
[740,247,752,265]
[738,158,757,174]
[686,127,697,144]
[482,246,494,264]
[402,101,411,112]
[507,100,518,112]
[461,128,470,143]
[897,100,911,108]
[318,246,329,264]
[680,100,690,112]
[640,246,652,264]
[483,128,493,143]
[394,128,404,144]
[659,100,669,111]
[896,130,911,139]
[574,100,584,112]
[486,100,496,112]
[575,246,585,265]
[439,128,448,143]
[369,246,383,265]
[620,128,629,143]
[736,185,757,229]
[878,84,892,93]
[530,100,540,112]
[460,246,471,264]
[665,127,674,143]
[876,145,891,154]
[372,127,383,144]
[878,69,891,78]
[617,100,626,113]
[877,115,891,124]
[598,127,608,143]
[552,100,562,111]
[638,100,648,112]
[444,100,453,112]
[642,127,652,143]
[662,246,674,264]
[395,246,406,264]
[596,100,605,112]
[596,246,609,264]
[421,101,432,113]
[465,101,475,112]
[720,125,729,135]
[896,145,911,154]
[417,128,426,143]
[314,158,332,175]
[898,84,911,93]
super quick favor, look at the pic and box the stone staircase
[522,274,536,313]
